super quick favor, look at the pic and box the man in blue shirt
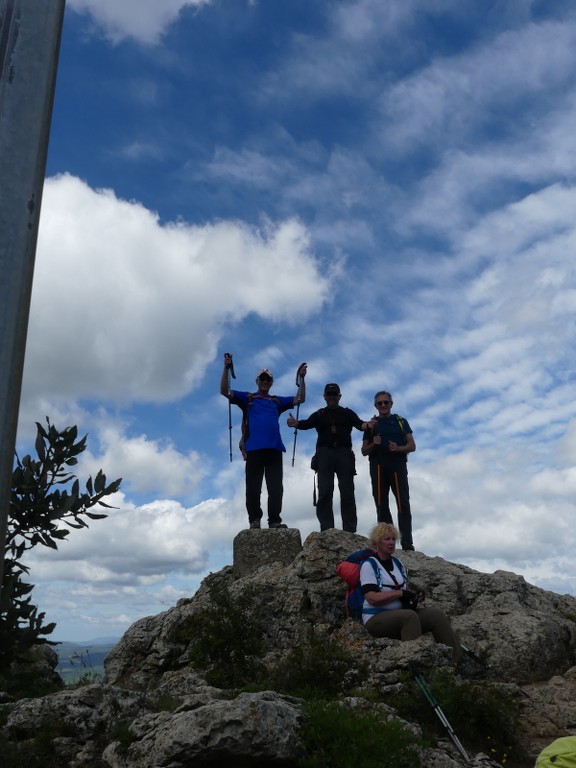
[221,354,306,529]
[361,391,416,550]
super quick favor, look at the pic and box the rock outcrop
[2,528,576,767]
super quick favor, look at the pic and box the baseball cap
[257,368,274,379]
[324,383,340,395]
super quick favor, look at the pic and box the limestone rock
[103,691,302,767]
[2,527,576,767]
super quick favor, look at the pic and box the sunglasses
[376,399,391,406]
[258,375,272,382]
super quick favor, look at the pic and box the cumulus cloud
[27,495,233,583]
[24,174,329,407]
[82,423,205,499]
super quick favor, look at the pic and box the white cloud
[24,174,329,408]
[380,18,576,153]
[83,424,204,499]
[27,495,232,584]
[67,0,212,45]
[16,0,576,643]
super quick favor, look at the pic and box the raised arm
[294,362,307,405]
[353,412,377,433]
[220,353,234,398]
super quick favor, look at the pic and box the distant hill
[55,639,119,684]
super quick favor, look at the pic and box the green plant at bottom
[0,721,76,768]
[297,699,421,768]
[390,669,525,767]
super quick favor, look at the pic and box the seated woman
[360,522,463,664]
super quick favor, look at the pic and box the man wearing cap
[221,354,306,529]
[287,384,374,533]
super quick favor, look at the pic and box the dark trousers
[364,607,463,664]
[245,449,283,525]
[369,458,413,548]
[316,446,357,533]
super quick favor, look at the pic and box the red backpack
[336,549,406,621]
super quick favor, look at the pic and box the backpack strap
[362,557,408,616]
[395,415,406,443]
[392,555,408,582]
[361,557,386,616]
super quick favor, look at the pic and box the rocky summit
[2,528,576,767]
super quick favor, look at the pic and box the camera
[400,589,419,611]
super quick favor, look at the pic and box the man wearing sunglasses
[287,383,374,533]
[361,391,416,551]
[221,354,306,529]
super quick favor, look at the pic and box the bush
[391,668,525,766]
[267,627,367,699]
[170,577,267,688]
[297,699,421,768]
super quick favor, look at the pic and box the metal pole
[290,370,303,467]
[408,662,470,762]
[0,0,66,600]
[227,354,236,462]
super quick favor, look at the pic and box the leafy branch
[1,418,122,674]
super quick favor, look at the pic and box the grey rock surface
[3,528,576,767]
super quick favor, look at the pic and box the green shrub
[110,721,137,756]
[68,669,104,687]
[297,699,421,768]
[391,669,525,766]
[0,721,76,768]
[151,694,183,712]
[169,578,267,688]
[0,657,63,700]
[267,627,367,699]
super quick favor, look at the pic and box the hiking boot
[249,520,261,529]
[269,522,287,529]
[402,545,415,551]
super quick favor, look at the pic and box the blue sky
[16,0,576,641]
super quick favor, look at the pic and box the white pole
[0,0,66,600]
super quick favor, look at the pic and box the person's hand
[287,413,297,427]
[407,582,425,603]
[368,417,377,430]
[297,362,307,378]
[388,441,399,452]
[224,352,233,369]
[373,434,382,445]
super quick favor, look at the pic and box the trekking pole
[377,464,382,517]
[408,662,470,762]
[291,364,305,467]
[461,645,489,669]
[225,353,236,462]
[393,470,404,529]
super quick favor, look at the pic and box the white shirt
[359,556,408,622]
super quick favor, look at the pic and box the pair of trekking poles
[376,463,403,523]
[408,647,489,763]
[225,353,305,464]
